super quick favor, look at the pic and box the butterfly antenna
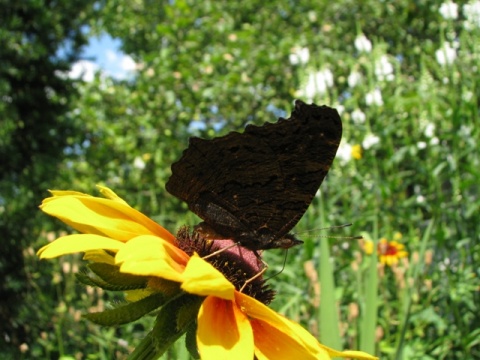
[264,249,289,282]
[301,223,363,240]
[317,234,363,240]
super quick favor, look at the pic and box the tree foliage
[0,0,94,355]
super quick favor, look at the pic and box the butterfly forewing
[165,100,342,250]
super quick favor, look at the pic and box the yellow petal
[48,190,92,197]
[363,240,374,255]
[37,234,124,259]
[251,319,329,360]
[234,292,378,360]
[96,185,129,204]
[115,235,189,265]
[197,296,254,360]
[235,292,322,356]
[392,241,404,250]
[319,344,379,360]
[120,259,184,282]
[40,195,174,243]
[115,235,187,282]
[83,249,116,264]
[181,254,235,300]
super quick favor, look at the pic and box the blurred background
[1,0,479,359]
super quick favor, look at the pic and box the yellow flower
[362,233,408,266]
[38,186,378,360]
[362,238,375,255]
[352,144,362,160]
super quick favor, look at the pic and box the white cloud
[67,60,99,82]
[120,55,137,72]
[104,51,137,79]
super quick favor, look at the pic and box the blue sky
[69,33,136,81]
[82,34,122,70]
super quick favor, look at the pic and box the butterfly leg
[239,251,268,293]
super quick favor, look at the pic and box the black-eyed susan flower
[362,232,408,266]
[38,186,378,360]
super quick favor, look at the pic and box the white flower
[302,69,334,100]
[348,71,362,87]
[362,133,380,149]
[430,137,440,145]
[289,47,310,65]
[365,88,383,106]
[416,195,426,203]
[462,90,473,102]
[463,1,480,29]
[336,142,353,164]
[417,141,427,149]
[459,125,472,137]
[354,34,372,53]
[133,156,146,170]
[351,109,366,124]
[424,123,435,138]
[435,42,457,65]
[439,1,459,19]
[375,55,394,81]
[335,104,345,115]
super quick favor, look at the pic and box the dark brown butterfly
[166,100,342,251]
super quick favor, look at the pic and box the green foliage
[0,0,95,357]
[3,0,480,359]
[84,293,167,326]
[129,294,203,360]
[79,262,149,290]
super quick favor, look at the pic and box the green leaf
[319,237,341,352]
[360,217,379,355]
[89,262,149,287]
[84,292,166,326]
[185,321,200,359]
[75,263,148,291]
[128,294,204,360]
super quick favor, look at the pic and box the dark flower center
[175,226,275,304]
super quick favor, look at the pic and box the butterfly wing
[165,100,342,250]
